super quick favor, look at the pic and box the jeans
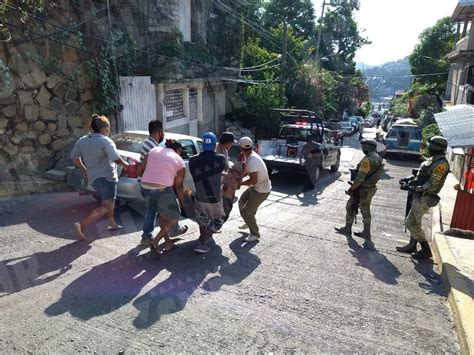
[141,187,180,239]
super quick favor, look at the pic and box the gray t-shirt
[70,133,120,183]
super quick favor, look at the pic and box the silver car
[66,131,203,202]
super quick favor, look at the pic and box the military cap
[428,136,448,151]
[361,138,377,151]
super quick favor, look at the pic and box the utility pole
[314,1,327,62]
[280,21,288,101]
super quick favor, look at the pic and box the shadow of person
[345,234,401,285]
[0,241,91,295]
[45,246,161,321]
[202,235,261,292]
[296,171,342,207]
[412,259,448,297]
[132,241,228,329]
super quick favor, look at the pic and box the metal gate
[119,76,156,131]
[199,86,215,135]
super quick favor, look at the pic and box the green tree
[262,0,316,39]
[237,72,286,137]
[409,17,455,96]
[318,2,369,74]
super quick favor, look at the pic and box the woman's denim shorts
[92,177,118,201]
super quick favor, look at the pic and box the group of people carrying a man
[71,115,272,255]
[72,113,449,261]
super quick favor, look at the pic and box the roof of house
[452,0,474,22]
[434,105,474,148]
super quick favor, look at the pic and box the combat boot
[396,238,417,254]
[411,241,432,260]
[354,223,371,239]
[335,223,352,235]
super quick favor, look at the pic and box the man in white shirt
[238,137,272,242]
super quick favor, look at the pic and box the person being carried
[71,114,129,240]
[137,139,186,255]
[222,156,245,221]
[189,132,227,254]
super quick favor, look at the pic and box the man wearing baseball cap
[189,132,226,253]
[238,136,272,242]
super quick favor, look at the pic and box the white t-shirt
[247,152,272,193]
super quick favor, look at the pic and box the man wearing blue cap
[189,132,227,253]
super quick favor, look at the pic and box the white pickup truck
[258,121,341,181]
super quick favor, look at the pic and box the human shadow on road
[132,241,229,329]
[412,259,449,297]
[345,234,401,285]
[0,241,91,295]
[202,235,261,292]
[45,246,160,321]
[0,192,147,240]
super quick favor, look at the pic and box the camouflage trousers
[345,187,377,225]
[405,194,436,242]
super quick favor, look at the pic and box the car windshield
[112,133,146,153]
[279,126,321,141]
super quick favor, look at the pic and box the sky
[313,0,459,66]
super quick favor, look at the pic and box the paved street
[0,130,459,353]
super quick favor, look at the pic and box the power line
[4,3,280,73]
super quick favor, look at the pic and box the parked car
[349,117,360,132]
[340,120,354,135]
[325,120,344,143]
[385,119,422,157]
[66,131,203,202]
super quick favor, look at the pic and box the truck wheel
[331,154,340,172]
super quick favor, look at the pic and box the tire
[331,154,340,172]
[314,165,321,182]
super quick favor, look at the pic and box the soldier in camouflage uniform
[335,139,383,239]
[396,136,450,260]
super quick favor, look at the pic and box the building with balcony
[446,0,474,105]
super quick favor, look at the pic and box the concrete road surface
[0,129,459,353]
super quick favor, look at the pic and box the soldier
[396,136,450,260]
[335,139,383,239]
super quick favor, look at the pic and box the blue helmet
[202,132,217,151]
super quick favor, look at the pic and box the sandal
[175,225,188,236]
[149,242,162,256]
[162,244,179,253]
[107,225,123,231]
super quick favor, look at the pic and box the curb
[432,205,474,355]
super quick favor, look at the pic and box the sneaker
[194,243,210,254]
[73,222,86,241]
[238,223,249,230]
[140,238,152,246]
[244,234,259,242]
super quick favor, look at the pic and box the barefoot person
[71,114,129,240]
[137,139,186,255]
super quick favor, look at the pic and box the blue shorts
[92,177,117,201]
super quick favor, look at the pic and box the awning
[434,105,474,148]
[452,0,474,22]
